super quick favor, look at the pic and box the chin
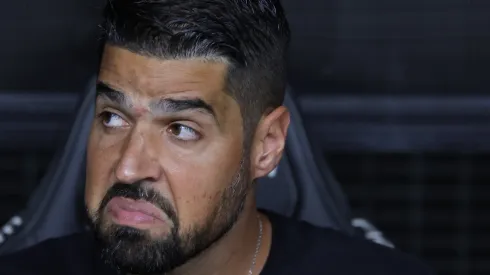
[95,219,187,275]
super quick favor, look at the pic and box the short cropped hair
[101,0,290,140]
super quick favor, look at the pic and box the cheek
[168,141,243,229]
[84,129,120,213]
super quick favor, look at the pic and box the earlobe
[251,106,290,179]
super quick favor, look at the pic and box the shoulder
[265,212,434,275]
[0,233,94,275]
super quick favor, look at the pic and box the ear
[250,106,290,180]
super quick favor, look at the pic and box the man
[0,0,434,274]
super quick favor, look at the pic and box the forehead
[99,45,229,104]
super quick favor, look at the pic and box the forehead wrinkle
[99,47,237,119]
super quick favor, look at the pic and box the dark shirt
[0,212,433,275]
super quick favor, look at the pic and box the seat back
[0,81,355,255]
[257,90,354,233]
[0,78,96,255]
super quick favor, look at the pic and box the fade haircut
[100,0,290,143]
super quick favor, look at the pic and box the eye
[100,112,128,128]
[167,124,200,141]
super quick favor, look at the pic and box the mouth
[106,197,169,228]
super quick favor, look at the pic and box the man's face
[85,45,250,274]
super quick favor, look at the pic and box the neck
[166,199,271,275]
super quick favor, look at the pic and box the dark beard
[88,161,249,275]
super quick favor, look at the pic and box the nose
[114,130,162,184]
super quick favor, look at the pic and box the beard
[87,159,249,275]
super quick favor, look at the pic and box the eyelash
[97,111,120,128]
[96,111,202,142]
[167,124,202,143]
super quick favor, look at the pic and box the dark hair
[100,0,290,140]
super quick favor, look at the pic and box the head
[85,0,290,274]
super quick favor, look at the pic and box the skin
[85,45,290,274]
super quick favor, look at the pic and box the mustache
[98,182,178,226]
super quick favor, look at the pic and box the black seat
[0,79,360,255]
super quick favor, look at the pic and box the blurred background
[1,0,489,274]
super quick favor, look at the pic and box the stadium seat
[0,78,393,255]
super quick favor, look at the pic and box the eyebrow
[96,82,132,108]
[96,82,218,123]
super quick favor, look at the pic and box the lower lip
[107,201,166,227]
